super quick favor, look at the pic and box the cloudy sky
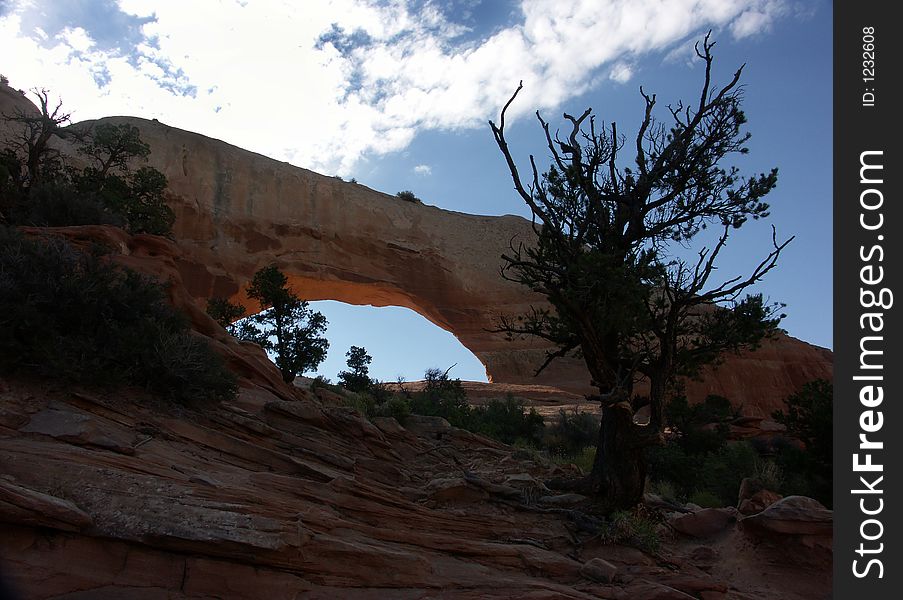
[1,0,832,383]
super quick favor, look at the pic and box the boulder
[580,557,618,583]
[737,477,784,515]
[670,508,738,538]
[741,496,832,536]
[739,489,783,515]
[403,415,453,439]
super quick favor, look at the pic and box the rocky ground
[0,369,831,599]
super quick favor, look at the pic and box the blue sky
[0,0,832,383]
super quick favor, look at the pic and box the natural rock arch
[0,83,832,415]
[121,115,828,415]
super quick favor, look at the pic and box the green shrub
[599,509,661,554]
[0,228,236,402]
[310,375,336,390]
[697,442,758,506]
[403,371,545,445]
[687,490,722,508]
[648,435,759,507]
[665,394,732,455]
[544,409,599,457]
[408,367,472,426]
[772,379,832,506]
[396,190,420,202]
[372,395,411,424]
[551,445,596,473]
[340,391,376,416]
[467,395,544,445]
[9,181,124,228]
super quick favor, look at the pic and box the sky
[0,0,832,384]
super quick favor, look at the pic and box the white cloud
[731,1,788,38]
[414,164,432,175]
[608,62,633,84]
[0,0,792,175]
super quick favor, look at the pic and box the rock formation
[0,226,831,597]
[0,81,835,600]
[0,83,831,415]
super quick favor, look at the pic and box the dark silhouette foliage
[0,227,236,402]
[544,409,600,457]
[395,190,420,202]
[489,33,791,509]
[338,346,373,393]
[207,297,247,330]
[772,379,833,505]
[237,265,329,383]
[1,94,174,235]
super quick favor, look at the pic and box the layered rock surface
[0,375,831,599]
[0,83,832,416]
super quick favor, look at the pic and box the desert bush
[598,509,661,555]
[687,490,722,508]
[646,479,678,503]
[469,395,545,445]
[698,442,758,505]
[0,227,236,402]
[665,394,733,455]
[395,190,420,202]
[408,367,471,425]
[648,439,758,507]
[544,409,600,457]
[9,181,124,227]
[772,379,832,505]
[310,374,339,391]
[339,391,376,416]
[753,457,784,491]
[649,392,765,507]
[551,445,596,473]
[404,371,543,445]
[372,395,411,424]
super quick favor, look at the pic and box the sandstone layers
[0,373,832,600]
[0,83,831,415]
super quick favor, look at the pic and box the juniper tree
[489,33,791,510]
[338,346,373,393]
[3,88,74,189]
[243,265,329,383]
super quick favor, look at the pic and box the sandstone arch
[0,84,832,415]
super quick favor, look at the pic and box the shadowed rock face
[0,85,832,414]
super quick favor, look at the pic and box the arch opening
[221,273,490,384]
[306,301,489,384]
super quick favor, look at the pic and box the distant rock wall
[0,85,832,415]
